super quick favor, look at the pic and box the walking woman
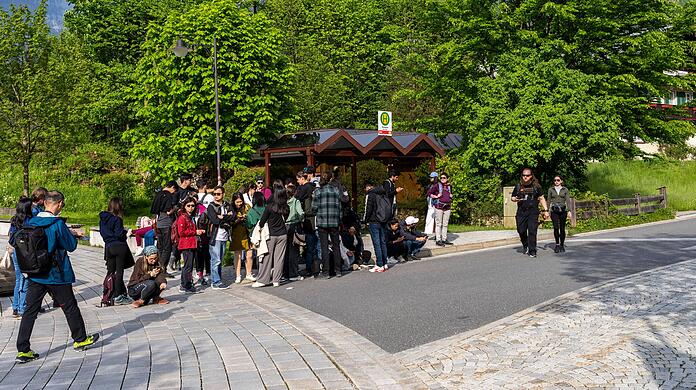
[252,186,289,288]
[511,168,550,258]
[176,197,205,293]
[229,193,256,284]
[8,196,33,317]
[99,198,135,305]
[548,175,570,253]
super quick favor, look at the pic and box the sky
[0,0,71,33]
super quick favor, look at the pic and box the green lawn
[586,159,696,211]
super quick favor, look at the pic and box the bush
[96,172,138,209]
[56,143,125,183]
[224,166,265,195]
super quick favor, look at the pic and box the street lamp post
[172,38,223,186]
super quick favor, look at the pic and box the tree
[126,0,294,183]
[0,1,90,195]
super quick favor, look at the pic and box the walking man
[16,191,99,363]
[511,168,550,258]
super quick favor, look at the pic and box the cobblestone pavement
[3,236,696,389]
[397,257,696,390]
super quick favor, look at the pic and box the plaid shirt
[311,185,342,228]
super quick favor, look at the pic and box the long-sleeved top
[311,185,341,228]
[363,186,387,223]
[150,190,177,228]
[128,256,167,287]
[399,221,427,241]
[246,206,265,232]
[547,186,569,209]
[176,212,198,250]
[206,202,235,242]
[259,207,287,236]
[99,211,127,247]
[383,179,397,206]
[295,182,315,203]
[427,183,452,211]
[286,197,305,225]
[25,213,78,285]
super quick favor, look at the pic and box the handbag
[1,249,11,269]
[293,231,306,246]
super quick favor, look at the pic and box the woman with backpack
[252,186,289,288]
[99,198,135,305]
[428,173,454,247]
[176,197,205,293]
[548,175,571,253]
[8,196,33,318]
[229,192,256,284]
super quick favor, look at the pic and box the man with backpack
[14,191,99,363]
[363,181,391,272]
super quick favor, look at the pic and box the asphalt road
[264,217,696,353]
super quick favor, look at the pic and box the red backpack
[171,218,180,246]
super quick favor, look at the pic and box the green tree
[126,0,294,183]
[0,2,91,195]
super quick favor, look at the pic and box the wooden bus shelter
[257,129,462,210]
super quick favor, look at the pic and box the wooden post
[306,148,315,167]
[264,152,271,186]
[351,156,359,211]
[569,198,577,227]
[659,186,667,209]
[635,193,641,215]
[430,155,436,171]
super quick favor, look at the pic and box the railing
[568,187,667,227]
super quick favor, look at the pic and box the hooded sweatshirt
[99,211,127,247]
[25,212,77,285]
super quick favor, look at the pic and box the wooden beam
[264,152,271,185]
[351,156,359,211]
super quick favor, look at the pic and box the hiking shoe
[12,310,19,318]
[154,297,169,305]
[113,295,133,305]
[16,351,39,364]
[436,241,445,247]
[245,275,257,282]
[560,245,566,253]
[443,241,454,246]
[132,299,145,308]
[74,333,100,351]
[554,245,560,253]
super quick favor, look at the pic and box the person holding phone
[128,246,168,307]
[511,168,550,258]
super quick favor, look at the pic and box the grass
[586,159,696,211]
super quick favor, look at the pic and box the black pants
[551,210,567,245]
[387,242,407,259]
[285,223,301,278]
[171,248,181,270]
[17,281,87,353]
[181,249,194,290]
[516,212,539,254]
[105,243,132,298]
[318,227,341,276]
[128,280,161,303]
[157,227,172,270]
[196,243,211,275]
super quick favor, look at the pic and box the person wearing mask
[425,172,438,236]
[176,197,205,293]
[30,187,48,217]
[400,216,428,261]
[383,170,403,219]
[150,181,178,276]
[295,171,318,277]
[99,197,135,305]
[252,187,289,288]
[8,197,33,318]
[15,191,99,363]
[312,173,343,279]
[285,184,305,281]
[206,186,235,289]
[128,246,168,307]
[364,181,390,273]
[229,193,256,284]
[428,173,454,247]
[548,175,571,253]
[512,168,550,258]
[256,177,272,201]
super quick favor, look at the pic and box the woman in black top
[511,168,550,258]
[547,175,570,253]
[252,186,289,288]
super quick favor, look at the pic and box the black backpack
[373,194,392,223]
[13,220,61,275]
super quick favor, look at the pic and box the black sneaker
[443,241,454,246]
[16,351,39,364]
[165,272,175,279]
[409,254,421,261]
[528,252,537,258]
[314,273,330,280]
[12,310,19,318]
[560,245,566,253]
[523,246,528,255]
[554,245,560,253]
[436,241,445,247]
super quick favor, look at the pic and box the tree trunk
[22,161,30,197]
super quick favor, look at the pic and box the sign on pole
[378,111,392,136]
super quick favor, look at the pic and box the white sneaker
[235,276,242,284]
[384,264,389,270]
[387,257,398,265]
[245,275,257,282]
[369,266,383,273]
[251,282,266,288]
[273,282,280,287]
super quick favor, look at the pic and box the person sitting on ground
[99,197,135,305]
[386,219,407,262]
[339,225,363,270]
[128,246,168,307]
[399,216,428,261]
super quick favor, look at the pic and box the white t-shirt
[215,204,229,242]
[243,193,253,207]
[198,192,214,207]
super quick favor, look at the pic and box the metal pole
[213,36,222,186]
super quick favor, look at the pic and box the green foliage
[224,166,265,195]
[564,207,676,234]
[57,143,126,183]
[95,172,139,209]
[356,159,388,195]
[126,1,295,182]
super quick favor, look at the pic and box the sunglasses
[522,174,532,177]
[185,204,196,208]
[554,179,562,182]
[213,192,223,195]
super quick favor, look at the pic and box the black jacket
[398,221,426,241]
[150,190,177,215]
[363,186,387,224]
[206,202,235,241]
[383,179,396,206]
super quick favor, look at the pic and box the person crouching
[128,246,168,307]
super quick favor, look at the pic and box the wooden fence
[568,187,667,227]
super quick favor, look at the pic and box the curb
[419,233,554,257]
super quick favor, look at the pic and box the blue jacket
[99,211,127,247]
[25,214,77,285]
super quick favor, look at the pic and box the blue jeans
[368,223,388,267]
[12,251,27,314]
[304,231,318,273]
[209,240,226,285]
[405,239,426,255]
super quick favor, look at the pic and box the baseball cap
[405,216,419,225]
[429,171,438,178]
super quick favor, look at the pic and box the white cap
[405,216,419,225]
